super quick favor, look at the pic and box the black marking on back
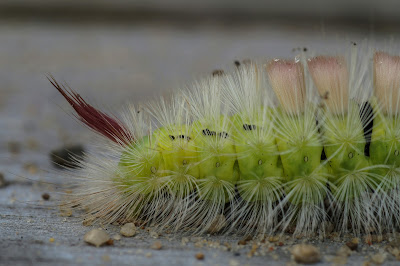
[243,124,257,131]
[202,129,216,136]
[219,132,229,138]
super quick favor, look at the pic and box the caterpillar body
[50,43,400,237]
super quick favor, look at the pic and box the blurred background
[1,1,400,264]
[1,0,400,190]
[2,0,400,186]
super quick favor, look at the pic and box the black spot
[243,124,257,131]
[360,102,373,156]
[169,135,175,141]
[219,132,229,138]
[234,60,241,67]
[303,47,308,52]
[321,148,327,160]
[42,193,50,200]
[202,129,216,136]
[178,135,191,141]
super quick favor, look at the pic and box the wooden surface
[0,19,399,265]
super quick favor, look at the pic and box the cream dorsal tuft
[307,56,349,115]
[374,51,400,115]
[266,58,306,115]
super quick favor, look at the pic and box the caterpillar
[49,42,400,238]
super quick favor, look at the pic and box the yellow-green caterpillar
[50,43,400,237]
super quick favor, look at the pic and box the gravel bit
[149,231,159,238]
[195,252,205,260]
[371,252,387,264]
[84,229,110,247]
[59,207,72,217]
[151,241,162,250]
[336,245,352,257]
[291,244,321,264]
[120,223,136,237]
[112,234,121,241]
[346,238,359,251]
[41,193,50,200]
[24,163,39,175]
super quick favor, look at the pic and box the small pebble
[346,238,359,251]
[59,208,72,217]
[149,231,159,238]
[268,236,279,242]
[388,247,400,260]
[181,237,189,245]
[336,245,352,257]
[120,223,136,237]
[291,244,321,264]
[112,234,121,241]
[42,193,50,200]
[195,252,204,260]
[49,237,55,243]
[84,229,110,247]
[24,163,38,174]
[151,241,162,250]
[371,253,387,264]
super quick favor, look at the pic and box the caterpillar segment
[369,51,400,232]
[267,58,329,236]
[223,65,284,235]
[307,54,377,235]
[51,45,400,237]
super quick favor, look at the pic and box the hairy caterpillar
[49,42,400,238]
